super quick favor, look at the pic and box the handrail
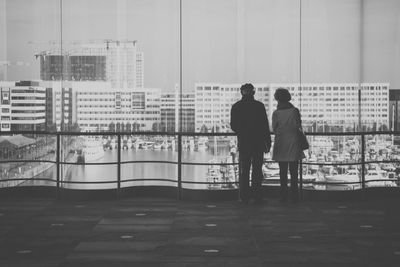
[1,130,399,199]
[2,130,400,136]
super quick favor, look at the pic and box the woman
[272,88,305,203]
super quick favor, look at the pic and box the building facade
[389,89,400,131]
[270,83,389,131]
[0,81,46,132]
[38,40,144,88]
[194,82,389,133]
[46,81,160,132]
[194,83,270,132]
[45,87,54,130]
[40,55,106,81]
[161,91,195,132]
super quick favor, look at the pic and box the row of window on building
[0,81,393,132]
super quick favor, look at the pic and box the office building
[0,81,46,132]
[161,91,195,132]
[194,82,389,133]
[40,55,107,81]
[389,89,400,131]
[270,83,389,131]
[38,40,144,88]
[45,81,160,132]
[194,83,270,132]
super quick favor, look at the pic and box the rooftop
[0,135,36,149]
[1,195,400,266]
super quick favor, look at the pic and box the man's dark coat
[230,95,271,153]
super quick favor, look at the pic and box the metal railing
[300,131,400,192]
[1,130,400,199]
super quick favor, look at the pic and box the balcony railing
[1,131,400,199]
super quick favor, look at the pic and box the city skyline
[1,0,400,91]
[2,3,400,260]
[0,79,390,133]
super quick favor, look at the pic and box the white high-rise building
[195,83,270,132]
[135,52,144,88]
[47,81,160,132]
[270,83,389,130]
[195,82,389,132]
[161,90,195,132]
[0,81,46,132]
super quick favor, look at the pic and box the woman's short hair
[274,88,291,102]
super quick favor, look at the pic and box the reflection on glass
[121,134,178,187]
[0,0,400,191]
[363,134,398,188]
[0,134,57,187]
[60,134,116,189]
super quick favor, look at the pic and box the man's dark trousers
[239,149,264,202]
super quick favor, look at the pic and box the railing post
[56,133,60,197]
[361,133,365,189]
[237,136,241,198]
[299,159,303,200]
[177,134,182,200]
[117,134,121,197]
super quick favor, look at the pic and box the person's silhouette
[272,88,305,203]
[230,83,271,204]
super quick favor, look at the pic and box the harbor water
[27,145,235,190]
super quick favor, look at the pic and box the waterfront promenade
[0,196,399,266]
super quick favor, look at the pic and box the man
[230,83,271,204]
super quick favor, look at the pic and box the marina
[2,134,400,190]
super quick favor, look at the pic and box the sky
[0,0,400,90]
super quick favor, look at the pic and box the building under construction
[37,40,144,89]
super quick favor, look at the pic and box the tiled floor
[0,197,400,266]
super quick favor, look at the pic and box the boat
[262,164,280,179]
[171,139,176,151]
[262,163,280,185]
[207,159,223,189]
[140,141,154,149]
[313,173,327,190]
[206,157,238,190]
[197,137,208,151]
[110,139,117,150]
[188,138,195,151]
[127,139,133,149]
[153,142,162,150]
[82,137,105,162]
[133,138,143,149]
[102,139,108,146]
[122,139,129,150]
[325,168,361,190]
[306,155,319,171]
[161,140,169,149]
[381,163,396,172]
[302,173,317,185]
[365,169,397,187]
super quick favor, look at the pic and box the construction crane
[28,39,137,48]
[28,39,138,59]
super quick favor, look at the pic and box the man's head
[240,83,255,96]
[274,88,291,102]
